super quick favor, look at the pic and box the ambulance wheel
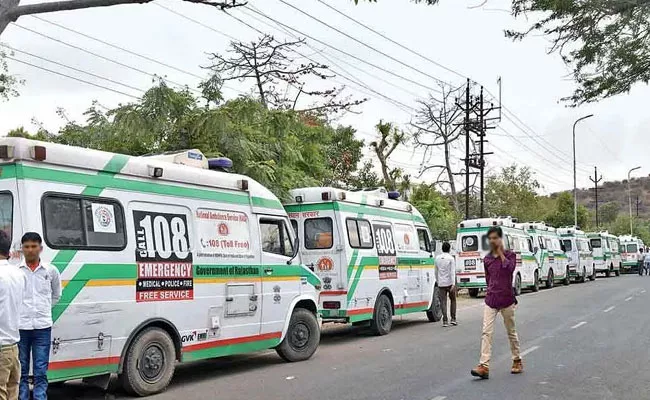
[121,327,176,397]
[369,294,393,336]
[579,267,586,283]
[276,308,320,362]
[468,288,480,298]
[546,269,554,289]
[426,286,442,322]
[563,267,570,285]
[590,266,596,281]
[615,268,621,277]
[605,266,611,277]
[532,271,540,292]
[514,273,522,296]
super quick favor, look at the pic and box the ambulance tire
[605,266,611,277]
[513,274,522,296]
[369,294,393,336]
[426,286,442,322]
[563,267,570,285]
[546,269,554,289]
[589,266,596,281]
[615,267,621,277]
[276,308,320,362]
[468,288,480,298]
[532,271,540,292]
[121,327,176,397]
[579,267,586,283]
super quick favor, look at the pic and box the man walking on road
[18,232,61,400]
[436,242,456,327]
[643,249,650,276]
[0,231,26,400]
[471,226,522,379]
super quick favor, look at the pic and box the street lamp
[573,114,594,227]
[628,166,641,235]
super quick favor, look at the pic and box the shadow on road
[49,317,434,399]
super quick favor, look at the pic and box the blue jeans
[19,328,51,400]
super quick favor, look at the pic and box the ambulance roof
[515,222,557,233]
[587,231,617,239]
[0,137,282,210]
[286,187,425,222]
[557,227,586,236]
[457,217,518,229]
[618,235,643,243]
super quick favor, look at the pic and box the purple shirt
[484,250,517,309]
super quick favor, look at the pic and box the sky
[1,0,648,195]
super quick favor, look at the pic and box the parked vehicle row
[456,217,621,297]
[0,138,443,397]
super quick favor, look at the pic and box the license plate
[460,278,470,283]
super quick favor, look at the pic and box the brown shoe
[471,364,489,379]
[511,358,523,374]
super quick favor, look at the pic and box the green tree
[0,46,22,101]
[348,160,380,189]
[599,202,620,225]
[505,0,650,105]
[322,125,365,188]
[370,120,407,191]
[485,164,543,222]
[410,183,459,240]
[545,192,589,228]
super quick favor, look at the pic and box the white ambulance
[588,231,622,277]
[285,187,442,335]
[0,138,321,396]
[456,217,540,297]
[619,235,644,273]
[515,222,570,289]
[557,227,595,282]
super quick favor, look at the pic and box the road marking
[431,396,447,400]
[625,296,633,302]
[603,306,615,313]
[520,345,540,357]
[571,321,587,329]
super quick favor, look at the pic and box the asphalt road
[51,274,650,400]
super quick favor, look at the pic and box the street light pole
[628,166,641,235]
[572,114,594,227]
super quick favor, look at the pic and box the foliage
[545,192,590,229]
[485,165,543,221]
[0,46,23,101]
[347,159,381,189]
[506,0,650,105]
[599,201,620,225]
[370,120,407,191]
[410,183,460,240]
[13,81,368,201]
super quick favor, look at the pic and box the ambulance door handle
[264,267,273,275]
[225,297,234,302]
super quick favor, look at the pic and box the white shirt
[436,252,456,287]
[18,260,61,330]
[0,260,26,345]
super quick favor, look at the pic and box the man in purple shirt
[471,226,523,379]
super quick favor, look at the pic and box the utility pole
[590,166,603,228]
[464,79,471,220]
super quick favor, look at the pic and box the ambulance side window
[527,238,534,252]
[42,194,126,250]
[346,218,373,249]
[305,218,333,249]
[417,228,431,252]
[0,192,13,241]
[260,219,293,257]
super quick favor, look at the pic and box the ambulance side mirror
[430,240,436,253]
[533,247,539,255]
[287,237,300,265]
